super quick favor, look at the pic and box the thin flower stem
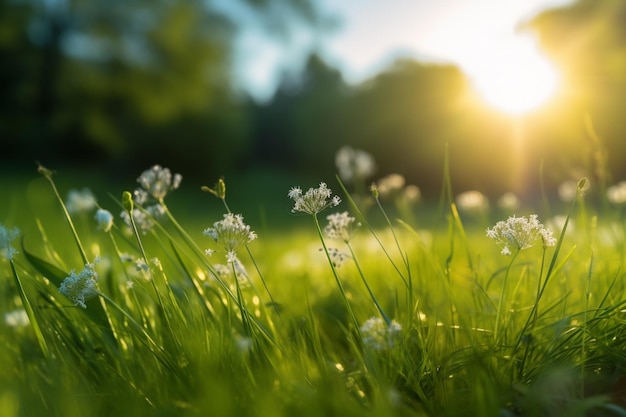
[313,214,361,335]
[513,184,580,360]
[158,203,278,349]
[346,242,391,326]
[336,177,409,288]
[106,231,149,329]
[218,195,279,317]
[494,249,520,343]
[232,261,252,337]
[373,194,412,279]
[126,208,179,346]
[160,201,207,259]
[244,244,280,316]
[38,164,89,264]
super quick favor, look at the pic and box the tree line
[2,0,626,198]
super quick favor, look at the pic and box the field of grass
[2,161,626,417]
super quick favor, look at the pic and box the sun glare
[470,36,560,115]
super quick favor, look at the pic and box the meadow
[2,153,626,417]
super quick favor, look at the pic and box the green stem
[126,208,179,347]
[232,261,252,337]
[99,293,175,371]
[494,250,520,343]
[38,165,89,264]
[9,259,50,357]
[336,177,408,288]
[346,242,390,325]
[313,214,360,335]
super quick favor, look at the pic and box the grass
[1,162,626,417]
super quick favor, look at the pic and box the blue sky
[221,0,575,101]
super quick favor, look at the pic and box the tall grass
[1,160,626,417]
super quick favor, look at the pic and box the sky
[222,0,576,102]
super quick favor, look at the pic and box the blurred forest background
[1,0,625,199]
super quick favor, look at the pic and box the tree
[1,0,333,178]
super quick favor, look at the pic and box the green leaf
[21,240,67,285]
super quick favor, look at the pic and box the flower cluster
[58,261,100,309]
[324,211,360,242]
[0,224,19,261]
[288,183,341,215]
[486,214,556,256]
[335,146,376,183]
[360,316,402,351]
[203,213,257,263]
[119,165,180,234]
[136,165,182,201]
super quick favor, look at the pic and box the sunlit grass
[1,158,626,417]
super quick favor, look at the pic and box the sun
[470,36,560,115]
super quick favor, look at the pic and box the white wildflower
[456,190,489,215]
[137,165,182,201]
[212,262,249,287]
[486,214,556,256]
[58,261,100,308]
[324,211,360,242]
[95,209,114,232]
[335,146,376,183]
[497,192,520,212]
[607,181,626,205]
[235,334,254,353]
[289,183,341,215]
[404,185,421,204]
[558,180,578,202]
[4,309,29,328]
[0,224,19,261]
[360,316,402,351]
[66,188,97,214]
[375,174,405,197]
[132,189,150,205]
[322,247,350,268]
[203,213,256,262]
